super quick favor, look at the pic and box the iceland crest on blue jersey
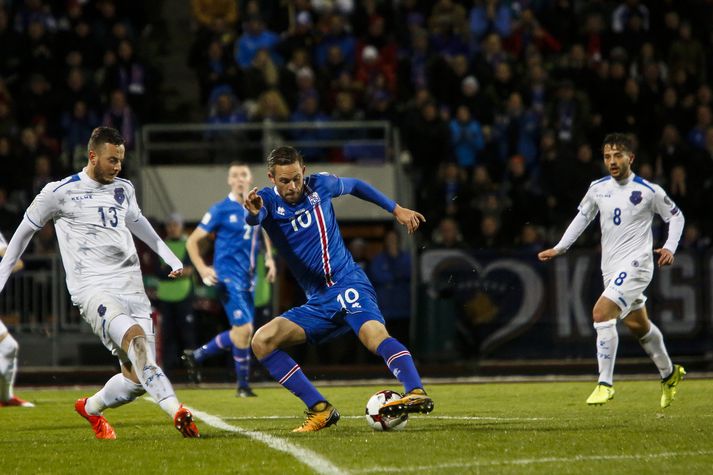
[629,191,642,205]
[114,187,125,205]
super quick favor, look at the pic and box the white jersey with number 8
[576,174,682,278]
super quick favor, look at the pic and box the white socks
[0,334,19,401]
[594,320,618,386]
[127,335,180,417]
[639,322,673,379]
[85,373,146,415]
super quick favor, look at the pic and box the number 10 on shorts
[337,288,360,309]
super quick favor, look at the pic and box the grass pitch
[2,379,713,474]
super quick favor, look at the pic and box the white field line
[142,398,346,475]
[190,408,347,475]
[221,415,553,421]
[352,450,713,473]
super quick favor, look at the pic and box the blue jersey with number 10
[199,196,260,291]
[252,173,361,298]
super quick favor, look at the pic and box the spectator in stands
[155,212,196,376]
[426,162,469,230]
[356,15,397,75]
[431,217,468,250]
[0,8,21,79]
[276,11,316,63]
[242,48,280,100]
[234,15,280,69]
[102,89,137,149]
[501,154,544,238]
[505,8,561,60]
[468,0,513,48]
[611,0,650,34]
[313,14,356,69]
[31,154,52,196]
[62,68,100,116]
[402,100,450,188]
[191,0,238,31]
[473,214,502,250]
[494,92,540,169]
[0,100,18,138]
[450,105,485,172]
[544,80,589,149]
[114,40,148,115]
[252,89,290,122]
[355,45,396,97]
[61,100,99,170]
[668,21,706,84]
[0,187,19,236]
[687,105,711,150]
[349,238,369,272]
[196,39,240,103]
[514,223,546,254]
[289,92,332,160]
[369,229,412,344]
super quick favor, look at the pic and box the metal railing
[0,254,79,333]
[139,121,393,166]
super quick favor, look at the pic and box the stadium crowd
[0,0,712,253]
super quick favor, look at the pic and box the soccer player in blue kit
[183,162,276,397]
[244,146,434,432]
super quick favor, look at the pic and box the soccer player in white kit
[538,133,686,407]
[0,127,200,438]
[0,231,33,407]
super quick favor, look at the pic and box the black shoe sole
[379,398,434,417]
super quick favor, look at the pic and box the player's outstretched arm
[186,226,217,286]
[393,204,426,235]
[0,221,37,292]
[127,215,184,278]
[0,248,23,273]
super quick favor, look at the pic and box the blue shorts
[218,282,254,327]
[281,270,385,345]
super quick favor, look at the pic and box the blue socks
[193,330,232,363]
[232,346,251,389]
[377,337,423,394]
[260,350,325,408]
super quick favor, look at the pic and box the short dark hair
[88,127,125,153]
[228,160,248,169]
[602,133,634,155]
[267,146,304,172]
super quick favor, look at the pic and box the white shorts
[602,264,653,319]
[0,319,6,336]
[75,291,155,366]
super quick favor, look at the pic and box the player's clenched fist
[244,187,263,215]
[537,248,559,261]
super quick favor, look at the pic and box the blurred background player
[155,212,196,376]
[538,133,686,408]
[0,127,199,438]
[0,230,32,407]
[245,146,433,432]
[183,161,276,397]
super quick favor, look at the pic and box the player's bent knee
[251,328,274,358]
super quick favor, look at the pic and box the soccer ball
[365,390,408,431]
